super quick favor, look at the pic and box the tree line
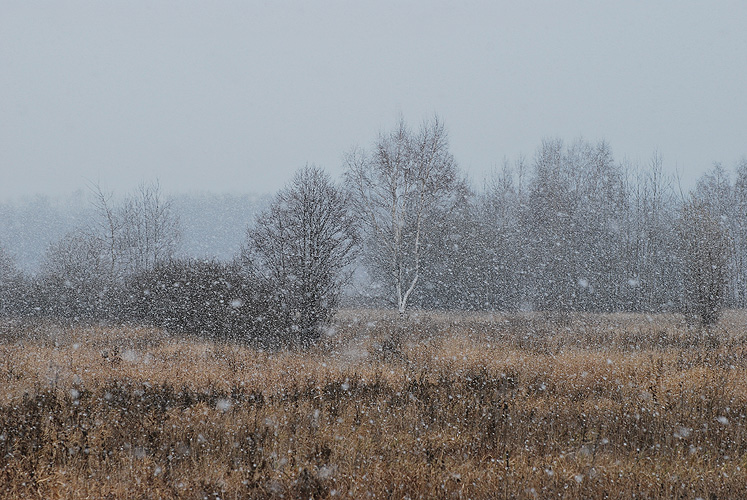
[1,116,744,346]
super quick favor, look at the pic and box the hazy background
[2,1,746,200]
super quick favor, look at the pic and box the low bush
[124,259,284,347]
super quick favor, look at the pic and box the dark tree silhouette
[679,198,729,327]
[243,166,358,347]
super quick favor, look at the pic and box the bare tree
[344,116,460,315]
[89,181,180,279]
[90,184,122,278]
[679,197,729,328]
[118,181,180,275]
[243,166,358,347]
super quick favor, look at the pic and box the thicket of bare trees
[1,116,745,341]
[339,129,726,322]
[370,134,738,327]
[426,141,736,322]
[22,182,181,320]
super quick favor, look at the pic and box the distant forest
[1,118,745,346]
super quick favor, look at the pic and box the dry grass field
[2,310,747,499]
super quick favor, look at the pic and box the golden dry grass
[1,310,747,498]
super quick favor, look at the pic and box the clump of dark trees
[1,116,744,347]
[0,171,356,349]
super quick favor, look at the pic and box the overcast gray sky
[2,1,746,200]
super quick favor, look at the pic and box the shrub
[124,259,283,347]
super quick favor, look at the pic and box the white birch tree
[344,116,460,315]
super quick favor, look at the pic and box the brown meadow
[1,310,747,499]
